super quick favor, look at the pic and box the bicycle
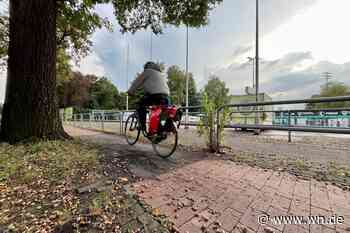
[124,105,183,158]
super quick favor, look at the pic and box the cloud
[73,52,106,77]
[81,0,318,91]
[214,51,350,101]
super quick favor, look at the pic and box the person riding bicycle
[127,61,170,131]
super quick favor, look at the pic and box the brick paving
[130,160,350,233]
[65,126,350,233]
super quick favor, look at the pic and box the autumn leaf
[152,208,161,217]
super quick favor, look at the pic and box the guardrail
[63,106,206,134]
[216,95,350,152]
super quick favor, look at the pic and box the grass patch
[0,139,172,233]
[0,140,100,185]
[0,140,101,232]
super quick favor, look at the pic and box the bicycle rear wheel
[152,120,178,158]
[125,113,141,145]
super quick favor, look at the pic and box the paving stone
[129,158,350,233]
[229,194,254,214]
[310,180,331,210]
[331,205,350,219]
[250,192,274,212]
[336,220,350,232]
[146,195,170,208]
[270,193,292,212]
[310,224,336,233]
[179,221,203,233]
[239,207,264,232]
[257,225,281,233]
[277,174,297,198]
[294,179,310,200]
[288,197,310,218]
[215,208,240,232]
[250,170,273,190]
[172,206,198,227]
[327,185,350,211]
[283,224,309,233]
[265,172,284,190]
[204,223,229,233]
[181,208,221,233]
[231,224,255,233]
[210,193,237,213]
[266,206,287,232]
[260,186,277,197]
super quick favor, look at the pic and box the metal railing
[62,96,350,153]
[63,110,135,135]
[229,108,350,142]
[63,106,206,134]
[216,95,350,151]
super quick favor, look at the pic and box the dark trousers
[137,94,170,129]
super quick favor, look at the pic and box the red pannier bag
[149,106,162,135]
[149,106,178,135]
[165,106,177,119]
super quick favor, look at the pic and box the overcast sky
[1,0,350,103]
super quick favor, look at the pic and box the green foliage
[197,75,230,151]
[111,0,223,34]
[166,65,199,107]
[125,89,145,110]
[56,49,73,85]
[197,92,229,152]
[56,0,112,62]
[57,71,97,108]
[203,75,230,108]
[89,77,122,109]
[306,82,350,109]
[0,1,8,68]
[0,0,222,65]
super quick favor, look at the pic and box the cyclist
[127,61,170,131]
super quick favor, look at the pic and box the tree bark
[1,0,70,143]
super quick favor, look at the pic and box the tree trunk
[0,0,70,143]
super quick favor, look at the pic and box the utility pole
[185,25,189,129]
[321,72,333,90]
[126,42,130,111]
[247,57,255,88]
[150,32,153,61]
[255,0,259,103]
[255,0,260,126]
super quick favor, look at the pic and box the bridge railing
[216,95,350,151]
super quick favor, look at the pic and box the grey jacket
[128,69,170,95]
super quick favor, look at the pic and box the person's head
[144,61,162,72]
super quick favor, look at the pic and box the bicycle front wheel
[125,113,141,145]
[152,120,178,158]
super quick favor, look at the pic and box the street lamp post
[255,0,259,104]
[254,0,260,129]
[247,57,255,88]
[150,31,153,61]
[126,42,130,111]
[185,25,189,129]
